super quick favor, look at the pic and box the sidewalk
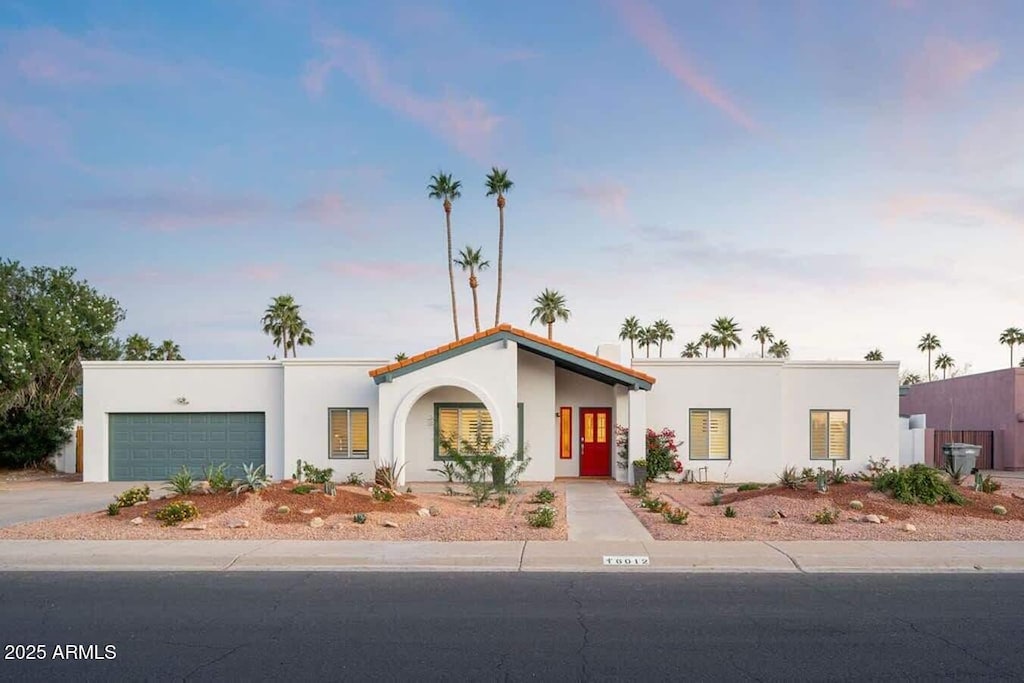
[565,481,653,541]
[2,539,1023,573]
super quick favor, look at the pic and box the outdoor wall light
[175,396,189,406]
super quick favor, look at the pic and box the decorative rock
[417,508,431,518]
[993,505,1008,516]
[863,514,882,524]
[878,515,889,523]
[428,506,441,517]
[849,500,864,510]
[129,516,143,526]
[181,522,206,530]
[333,522,345,530]
[309,517,324,528]
[227,519,249,529]
[1011,492,1024,501]
[300,508,315,515]
[133,500,148,507]
[276,505,290,514]
[382,520,399,528]
[770,519,782,525]
[903,523,916,532]
[772,509,787,519]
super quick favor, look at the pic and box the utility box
[942,443,981,473]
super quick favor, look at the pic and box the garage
[108,413,266,481]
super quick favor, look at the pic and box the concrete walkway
[565,481,653,542]
[0,480,162,528]
[2,540,1024,573]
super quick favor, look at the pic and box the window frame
[809,409,851,461]
[559,406,572,459]
[327,407,370,460]
[434,402,494,460]
[688,408,732,461]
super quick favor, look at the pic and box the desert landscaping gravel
[618,476,1024,541]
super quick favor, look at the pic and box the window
[810,410,849,460]
[435,403,493,458]
[559,406,572,459]
[329,408,369,459]
[689,409,730,460]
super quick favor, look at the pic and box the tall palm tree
[935,353,954,380]
[711,317,742,358]
[261,294,296,358]
[864,349,884,361]
[752,325,774,359]
[637,326,657,359]
[917,333,941,381]
[151,340,184,360]
[286,321,314,357]
[485,167,513,327]
[698,332,717,359]
[454,246,491,334]
[428,171,463,340]
[999,327,1023,367]
[652,319,674,358]
[123,333,154,361]
[619,316,642,359]
[394,352,408,361]
[768,339,790,359]
[900,371,922,386]
[681,341,703,358]
[530,289,570,340]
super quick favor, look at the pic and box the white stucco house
[81,324,899,485]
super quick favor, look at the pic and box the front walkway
[565,481,653,542]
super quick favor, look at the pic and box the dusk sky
[2,0,1022,376]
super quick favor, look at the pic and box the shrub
[532,487,556,504]
[993,505,1007,516]
[427,461,457,483]
[440,435,530,504]
[106,502,120,516]
[627,482,647,498]
[829,467,849,484]
[737,483,762,492]
[865,456,892,481]
[202,463,235,493]
[813,507,841,524]
[849,500,864,510]
[640,496,668,513]
[980,475,1001,494]
[724,506,737,518]
[710,487,724,506]
[615,426,680,480]
[800,467,816,483]
[114,485,151,508]
[344,472,365,486]
[374,456,406,491]
[371,485,395,502]
[165,466,196,495]
[527,504,556,528]
[291,484,314,494]
[233,463,270,495]
[154,500,199,526]
[777,466,801,490]
[873,464,965,505]
[663,507,689,524]
[943,458,967,485]
[353,513,367,524]
[496,493,508,507]
[302,463,334,485]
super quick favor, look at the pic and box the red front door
[579,408,612,477]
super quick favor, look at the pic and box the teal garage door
[109,413,265,481]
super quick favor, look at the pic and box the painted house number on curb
[602,555,650,566]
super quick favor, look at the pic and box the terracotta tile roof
[368,323,656,385]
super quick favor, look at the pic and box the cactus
[993,505,1008,516]
[849,500,864,510]
[816,469,829,493]
[324,481,337,497]
[974,471,983,492]
[353,513,367,524]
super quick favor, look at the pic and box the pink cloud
[608,0,758,131]
[885,193,1023,230]
[561,182,630,220]
[294,192,350,228]
[324,261,433,281]
[0,101,70,156]
[905,37,999,101]
[302,31,503,162]
[238,264,287,282]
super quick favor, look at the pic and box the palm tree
[123,333,154,361]
[711,317,742,358]
[935,353,954,379]
[454,246,491,333]
[681,342,703,358]
[917,333,941,381]
[752,326,774,359]
[394,352,408,361]
[999,327,1024,367]
[619,316,642,359]
[767,339,790,359]
[485,167,513,327]
[286,321,314,357]
[652,319,674,358]
[864,349,884,361]
[900,371,922,386]
[151,340,184,360]
[637,326,657,359]
[428,171,463,340]
[698,332,717,359]
[261,294,296,358]
[530,289,570,340]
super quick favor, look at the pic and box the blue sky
[2,0,1023,375]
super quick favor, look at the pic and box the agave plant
[165,465,196,495]
[234,463,270,495]
[374,456,406,491]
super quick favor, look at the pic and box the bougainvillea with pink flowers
[615,425,682,481]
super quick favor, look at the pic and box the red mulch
[114,490,247,521]
[259,484,422,524]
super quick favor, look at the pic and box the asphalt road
[0,572,1021,682]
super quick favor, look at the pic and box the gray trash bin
[942,443,981,474]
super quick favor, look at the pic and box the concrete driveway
[0,478,160,527]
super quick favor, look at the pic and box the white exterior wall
[634,359,900,483]
[517,350,557,481]
[50,420,81,474]
[553,368,617,478]
[80,362,285,482]
[899,414,927,466]
[281,360,384,482]
[405,386,483,481]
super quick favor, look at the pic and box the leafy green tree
[698,332,717,358]
[428,171,463,340]
[864,349,884,361]
[123,333,154,360]
[767,339,790,359]
[261,295,313,358]
[681,342,703,358]
[652,319,674,358]
[485,167,513,327]
[619,316,642,359]
[752,325,774,358]
[637,326,656,358]
[529,289,570,340]
[934,353,954,380]
[711,316,742,358]
[0,261,123,466]
[917,333,941,381]
[999,327,1023,367]
[454,246,490,334]
[151,340,184,360]
[900,371,922,386]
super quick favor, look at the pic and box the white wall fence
[899,414,927,467]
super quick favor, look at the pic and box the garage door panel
[109,413,266,482]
